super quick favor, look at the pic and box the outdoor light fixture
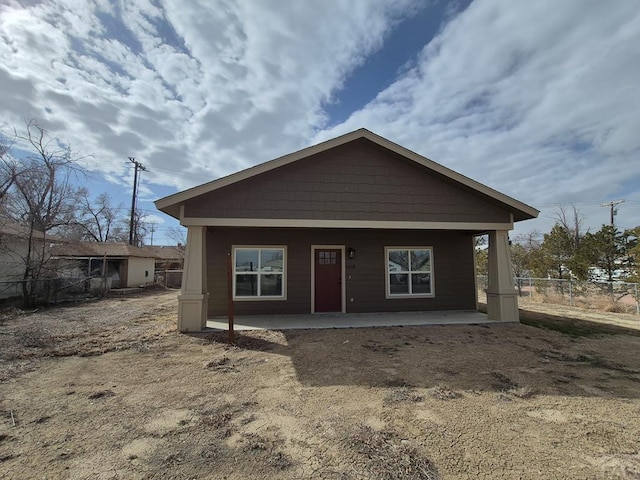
[348,248,356,260]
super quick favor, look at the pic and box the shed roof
[155,128,539,222]
[141,245,185,261]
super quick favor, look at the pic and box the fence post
[569,279,573,307]
[529,277,532,301]
[101,252,108,297]
[636,283,639,316]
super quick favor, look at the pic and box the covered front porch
[176,225,518,332]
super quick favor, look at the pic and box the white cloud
[315,0,640,235]
[144,213,165,225]
[0,0,418,193]
[0,0,638,238]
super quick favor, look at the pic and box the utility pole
[149,224,156,246]
[128,157,147,246]
[600,200,625,226]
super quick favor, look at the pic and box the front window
[234,247,285,299]
[386,247,433,297]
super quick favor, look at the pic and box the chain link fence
[154,270,183,289]
[1,270,182,307]
[477,276,640,315]
[0,277,106,305]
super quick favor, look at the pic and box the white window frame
[385,246,434,299]
[233,245,287,301]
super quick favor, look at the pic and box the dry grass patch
[429,384,460,400]
[347,424,439,480]
[508,386,537,399]
[204,355,239,372]
[384,385,424,405]
[241,433,293,471]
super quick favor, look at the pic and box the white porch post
[486,230,519,322]
[177,226,209,332]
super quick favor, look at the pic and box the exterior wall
[125,257,155,287]
[0,236,30,282]
[0,236,26,299]
[0,236,49,299]
[185,139,511,224]
[207,227,476,316]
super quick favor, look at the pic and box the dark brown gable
[183,138,511,224]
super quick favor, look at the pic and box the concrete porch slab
[206,310,500,331]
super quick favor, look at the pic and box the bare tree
[1,120,85,306]
[130,208,149,247]
[554,204,585,250]
[166,226,187,246]
[58,190,147,245]
[0,132,21,210]
[72,189,123,242]
[7,120,83,230]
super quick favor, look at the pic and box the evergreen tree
[538,224,574,279]
[580,225,627,281]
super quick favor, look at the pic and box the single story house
[155,129,538,332]
[51,242,156,288]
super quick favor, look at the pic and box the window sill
[233,296,287,302]
[386,294,435,299]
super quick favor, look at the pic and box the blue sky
[1,0,639,245]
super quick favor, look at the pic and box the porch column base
[178,293,209,332]
[486,291,519,322]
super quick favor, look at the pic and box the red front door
[314,249,342,312]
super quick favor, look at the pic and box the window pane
[388,250,409,272]
[389,273,409,294]
[412,273,431,294]
[236,249,258,272]
[411,250,431,272]
[261,249,283,272]
[260,274,282,296]
[236,274,258,296]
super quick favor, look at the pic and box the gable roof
[155,128,539,222]
[51,242,155,259]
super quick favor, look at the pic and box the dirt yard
[1,289,640,479]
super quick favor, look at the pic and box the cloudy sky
[1,0,639,244]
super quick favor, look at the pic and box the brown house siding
[185,139,511,224]
[206,227,476,316]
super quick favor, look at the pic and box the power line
[146,165,211,180]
